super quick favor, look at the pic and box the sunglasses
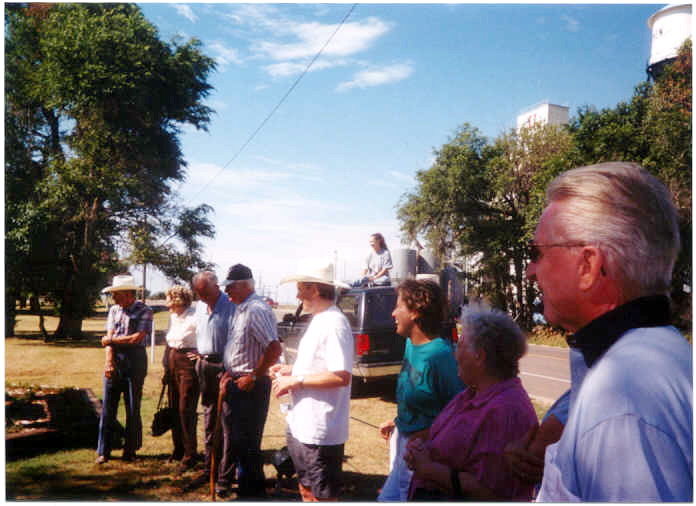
[527,240,589,263]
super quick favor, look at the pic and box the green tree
[5,4,217,338]
[487,123,574,324]
[569,41,691,323]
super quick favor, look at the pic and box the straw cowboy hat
[280,260,350,289]
[102,274,141,293]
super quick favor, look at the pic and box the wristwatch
[296,375,305,388]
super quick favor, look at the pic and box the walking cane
[210,377,226,501]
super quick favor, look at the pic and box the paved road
[520,344,570,406]
[274,306,571,407]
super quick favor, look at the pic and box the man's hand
[235,374,256,392]
[185,351,199,362]
[503,424,544,484]
[101,335,112,347]
[272,375,299,397]
[269,363,292,377]
[104,344,115,378]
[504,415,564,484]
[379,419,395,442]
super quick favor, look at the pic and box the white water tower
[647,4,692,79]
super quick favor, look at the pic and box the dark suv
[277,285,458,381]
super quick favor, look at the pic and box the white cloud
[337,63,414,92]
[263,58,349,78]
[255,17,390,61]
[172,4,197,23]
[561,14,580,33]
[208,42,242,68]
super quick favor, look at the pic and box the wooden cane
[210,377,226,501]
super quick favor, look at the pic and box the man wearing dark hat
[96,273,153,464]
[217,264,282,498]
[271,261,354,501]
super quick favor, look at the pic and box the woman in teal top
[378,279,464,501]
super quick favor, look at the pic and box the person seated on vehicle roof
[351,233,393,287]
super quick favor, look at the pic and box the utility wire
[159,3,357,248]
[191,3,357,200]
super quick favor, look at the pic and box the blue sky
[135,2,662,302]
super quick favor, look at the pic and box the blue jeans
[351,276,391,288]
[97,347,147,457]
[378,427,413,501]
[219,375,271,497]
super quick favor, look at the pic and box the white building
[647,4,692,78]
[516,101,569,130]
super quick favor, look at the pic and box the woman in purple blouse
[403,304,538,501]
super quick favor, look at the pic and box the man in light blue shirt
[191,271,235,489]
[526,162,692,501]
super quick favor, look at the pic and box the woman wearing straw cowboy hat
[96,273,153,465]
[271,260,353,501]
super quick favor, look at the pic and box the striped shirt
[106,300,153,347]
[224,293,278,374]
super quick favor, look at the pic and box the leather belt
[200,353,222,362]
[173,347,197,354]
[227,372,252,378]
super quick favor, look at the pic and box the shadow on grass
[7,452,201,501]
[351,375,397,402]
[341,470,388,501]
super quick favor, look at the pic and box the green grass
[527,325,569,347]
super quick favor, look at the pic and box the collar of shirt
[567,295,671,368]
[460,377,523,409]
[211,292,229,314]
[172,305,196,321]
[234,292,258,314]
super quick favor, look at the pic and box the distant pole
[334,250,338,280]
[141,263,147,301]
[150,319,156,364]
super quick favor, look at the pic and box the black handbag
[151,382,175,437]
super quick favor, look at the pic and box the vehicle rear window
[337,295,360,328]
[364,292,397,328]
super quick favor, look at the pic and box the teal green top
[394,337,465,435]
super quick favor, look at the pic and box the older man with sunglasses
[516,162,692,501]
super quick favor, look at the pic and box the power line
[159,3,357,248]
[191,3,358,200]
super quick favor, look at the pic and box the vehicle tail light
[356,333,370,356]
[451,326,459,342]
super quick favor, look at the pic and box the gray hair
[459,304,527,380]
[193,270,218,287]
[165,284,193,308]
[547,162,680,300]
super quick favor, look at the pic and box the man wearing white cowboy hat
[271,261,354,501]
[96,273,153,464]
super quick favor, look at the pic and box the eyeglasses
[527,240,589,263]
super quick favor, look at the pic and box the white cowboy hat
[102,274,141,293]
[280,260,350,289]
